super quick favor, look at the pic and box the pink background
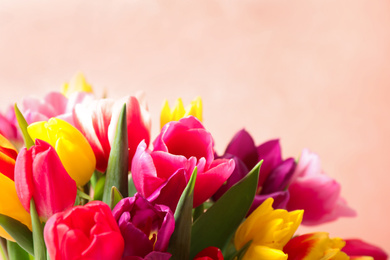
[1,0,389,254]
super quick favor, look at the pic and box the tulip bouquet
[0,74,387,260]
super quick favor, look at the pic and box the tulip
[27,118,96,186]
[215,129,295,213]
[0,134,32,241]
[286,149,356,225]
[283,232,349,260]
[44,201,124,260]
[112,194,174,260]
[61,72,93,98]
[160,96,202,129]
[73,95,151,172]
[342,239,388,260]
[21,91,93,127]
[194,247,224,260]
[0,133,18,180]
[0,106,22,144]
[14,139,77,221]
[234,198,303,260]
[132,116,234,210]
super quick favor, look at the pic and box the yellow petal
[160,97,203,129]
[243,245,288,260]
[28,118,96,186]
[0,174,32,241]
[160,100,172,129]
[234,198,303,253]
[172,98,185,121]
[61,72,93,97]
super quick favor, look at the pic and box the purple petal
[224,129,258,170]
[261,158,295,194]
[257,139,282,187]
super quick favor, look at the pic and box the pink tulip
[132,116,234,210]
[0,105,22,143]
[286,149,356,225]
[44,201,124,260]
[73,95,151,172]
[342,239,388,260]
[22,91,93,126]
[14,139,77,221]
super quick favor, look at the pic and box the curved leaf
[190,161,262,258]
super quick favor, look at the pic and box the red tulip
[194,247,224,260]
[14,139,77,220]
[73,95,151,172]
[44,201,124,260]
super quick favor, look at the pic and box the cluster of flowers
[0,73,387,260]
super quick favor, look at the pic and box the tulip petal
[131,141,166,198]
[257,139,282,187]
[342,239,388,260]
[193,159,235,208]
[224,129,258,170]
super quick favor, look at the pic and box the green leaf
[193,203,204,222]
[7,241,30,260]
[102,104,128,204]
[128,174,137,197]
[0,237,8,260]
[14,104,34,149]
[225,240,252,260]
[77,189,93,202]
[109,186,124,210]
[93,175,106,201]
[0,215,33,255]
[167,168,197,260]
[30,199,46,260]
[189,161,262,259]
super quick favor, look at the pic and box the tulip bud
[234,198,303,260]
[160,97,202,129]
[14,139,77,221]
[283,232,349,260]
[112,194,175,259]
[27,118,96,186]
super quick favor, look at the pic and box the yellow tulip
[61,72,93,98]
[0,134,32,241]
[160,97,202,129]
[27,118,96,186]
[234,198,303,260]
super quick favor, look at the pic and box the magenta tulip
[14,139,77,220]
[132,116,234,210]
[286,149,356,225]
[44,201,124,260]
[342,239,388,260]
[112,194,174,260]
[73,95,151,172]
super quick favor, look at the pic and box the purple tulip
[112,194,175,260]
[214,129,295,214]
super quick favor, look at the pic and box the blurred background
[0,0,389,253]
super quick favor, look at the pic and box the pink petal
[131,141,165,198]
[342,239,388,260]
[193,159,235,208]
